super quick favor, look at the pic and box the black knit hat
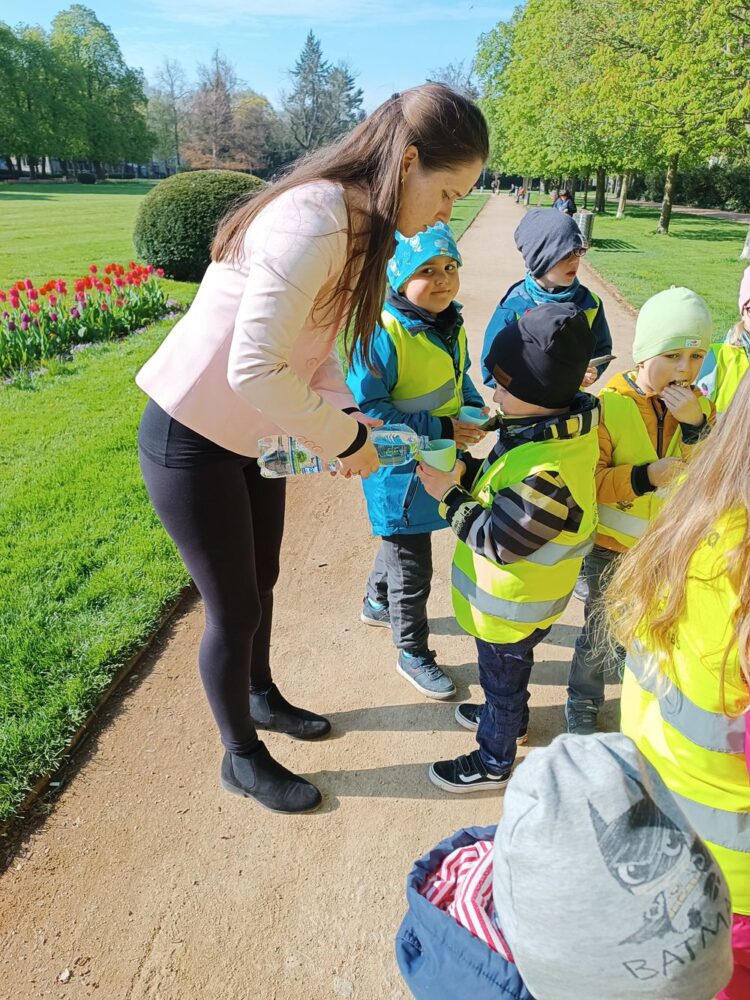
[483,302,594,408]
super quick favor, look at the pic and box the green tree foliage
[0,5,153,175]
[282,31,364,153]
[50,5,153,175]
[477,0,750,231]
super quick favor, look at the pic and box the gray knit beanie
[493,733,733,1000]
[514,209,584,278]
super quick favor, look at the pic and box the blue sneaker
[360,598,391,628]
[397,650,456,700]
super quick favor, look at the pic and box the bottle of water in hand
[258,423,428,478]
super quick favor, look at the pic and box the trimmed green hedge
[133,170,265,281]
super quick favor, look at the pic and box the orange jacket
[595,371,714,553]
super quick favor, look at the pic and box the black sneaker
[454,703,528,744]
[250,683,331,741]
[220,743,322,814]
[360,599,391,628]
[428,750,511,794]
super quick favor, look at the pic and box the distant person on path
[396,733,734,1000]
[135,84,488,815]
[491,177,500,195]
[418,304,600,793]
[481,209,612,389]
[609,371,750,1000]
[697,266,750,413]
[556,188,577,215]
[565,288,714,737]
[347,223,487,701]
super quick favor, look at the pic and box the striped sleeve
[439,470,582,564]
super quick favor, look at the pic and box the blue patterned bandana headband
[387,221,462,292]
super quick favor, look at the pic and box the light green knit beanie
[632,286,713,364]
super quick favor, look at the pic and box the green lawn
[0,182,491,822]
[0,181,157,289]
[522,193,747,334]
[0,324,190,821]
[450,192,490,239]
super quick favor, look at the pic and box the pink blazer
[136,181,360,459]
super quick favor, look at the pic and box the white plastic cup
[420,439,457,471]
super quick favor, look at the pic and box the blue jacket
[481,273,612,386]
[396,826,534,1000]
[346,300,484,536]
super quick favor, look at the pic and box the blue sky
[19,1,511,111]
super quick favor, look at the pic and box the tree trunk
[582,174,590,209]
[657,153,679,234]
[595,167,606,213]
[616,173,629,218]
[94,160,107,180]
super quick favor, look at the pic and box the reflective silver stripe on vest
[525,531,596,566]
[669,789,750,854]
[392,379,455,414]
[597,504,648,538]
[452,564,572,623]
[626,645,746,754]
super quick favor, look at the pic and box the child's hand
[450,418,487,449]
[659,384,704,425]
[581,366,598,387]
[647,457,684,488]
[417,460,465,500]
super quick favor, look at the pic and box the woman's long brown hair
[607,371,750,698]
[211,83,488,365]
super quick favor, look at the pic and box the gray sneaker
[565,698,599,735]
[360,599,391,628]
[397,650,456,700]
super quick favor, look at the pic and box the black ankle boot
[249,683,331,741]
[220,743,322,814]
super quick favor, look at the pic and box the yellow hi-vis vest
[621,510,750,914]
[381,310,466,418]
[596,391,712,549]
[707,342,750,415]
[451,416,599,644]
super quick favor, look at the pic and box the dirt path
[0,196,636,1000]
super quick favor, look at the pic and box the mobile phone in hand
[589,354,616,367]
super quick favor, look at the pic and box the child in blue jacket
[346,223,487,699]
[481,208,612,389]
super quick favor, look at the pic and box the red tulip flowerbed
[0,262,169,377]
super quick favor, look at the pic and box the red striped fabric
[420,840,513,960]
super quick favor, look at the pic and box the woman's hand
[582,366,598,387]
[450,418,487,449]
[334,411,383,479]
[658,384,704,426]
[416,460,466,500]
[352,412,383,430]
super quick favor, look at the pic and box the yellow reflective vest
[452,411,600,644]
[621,510,750,914]
[596,391,712,549]
[380,310,465,419]
[703,342,750,415]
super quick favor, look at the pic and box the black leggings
[139,452,285,753]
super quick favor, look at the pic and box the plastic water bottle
[257,423,429,478]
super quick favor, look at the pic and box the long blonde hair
[607,371,750,693]
[728,318,747,347]
[211,84,488,365]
